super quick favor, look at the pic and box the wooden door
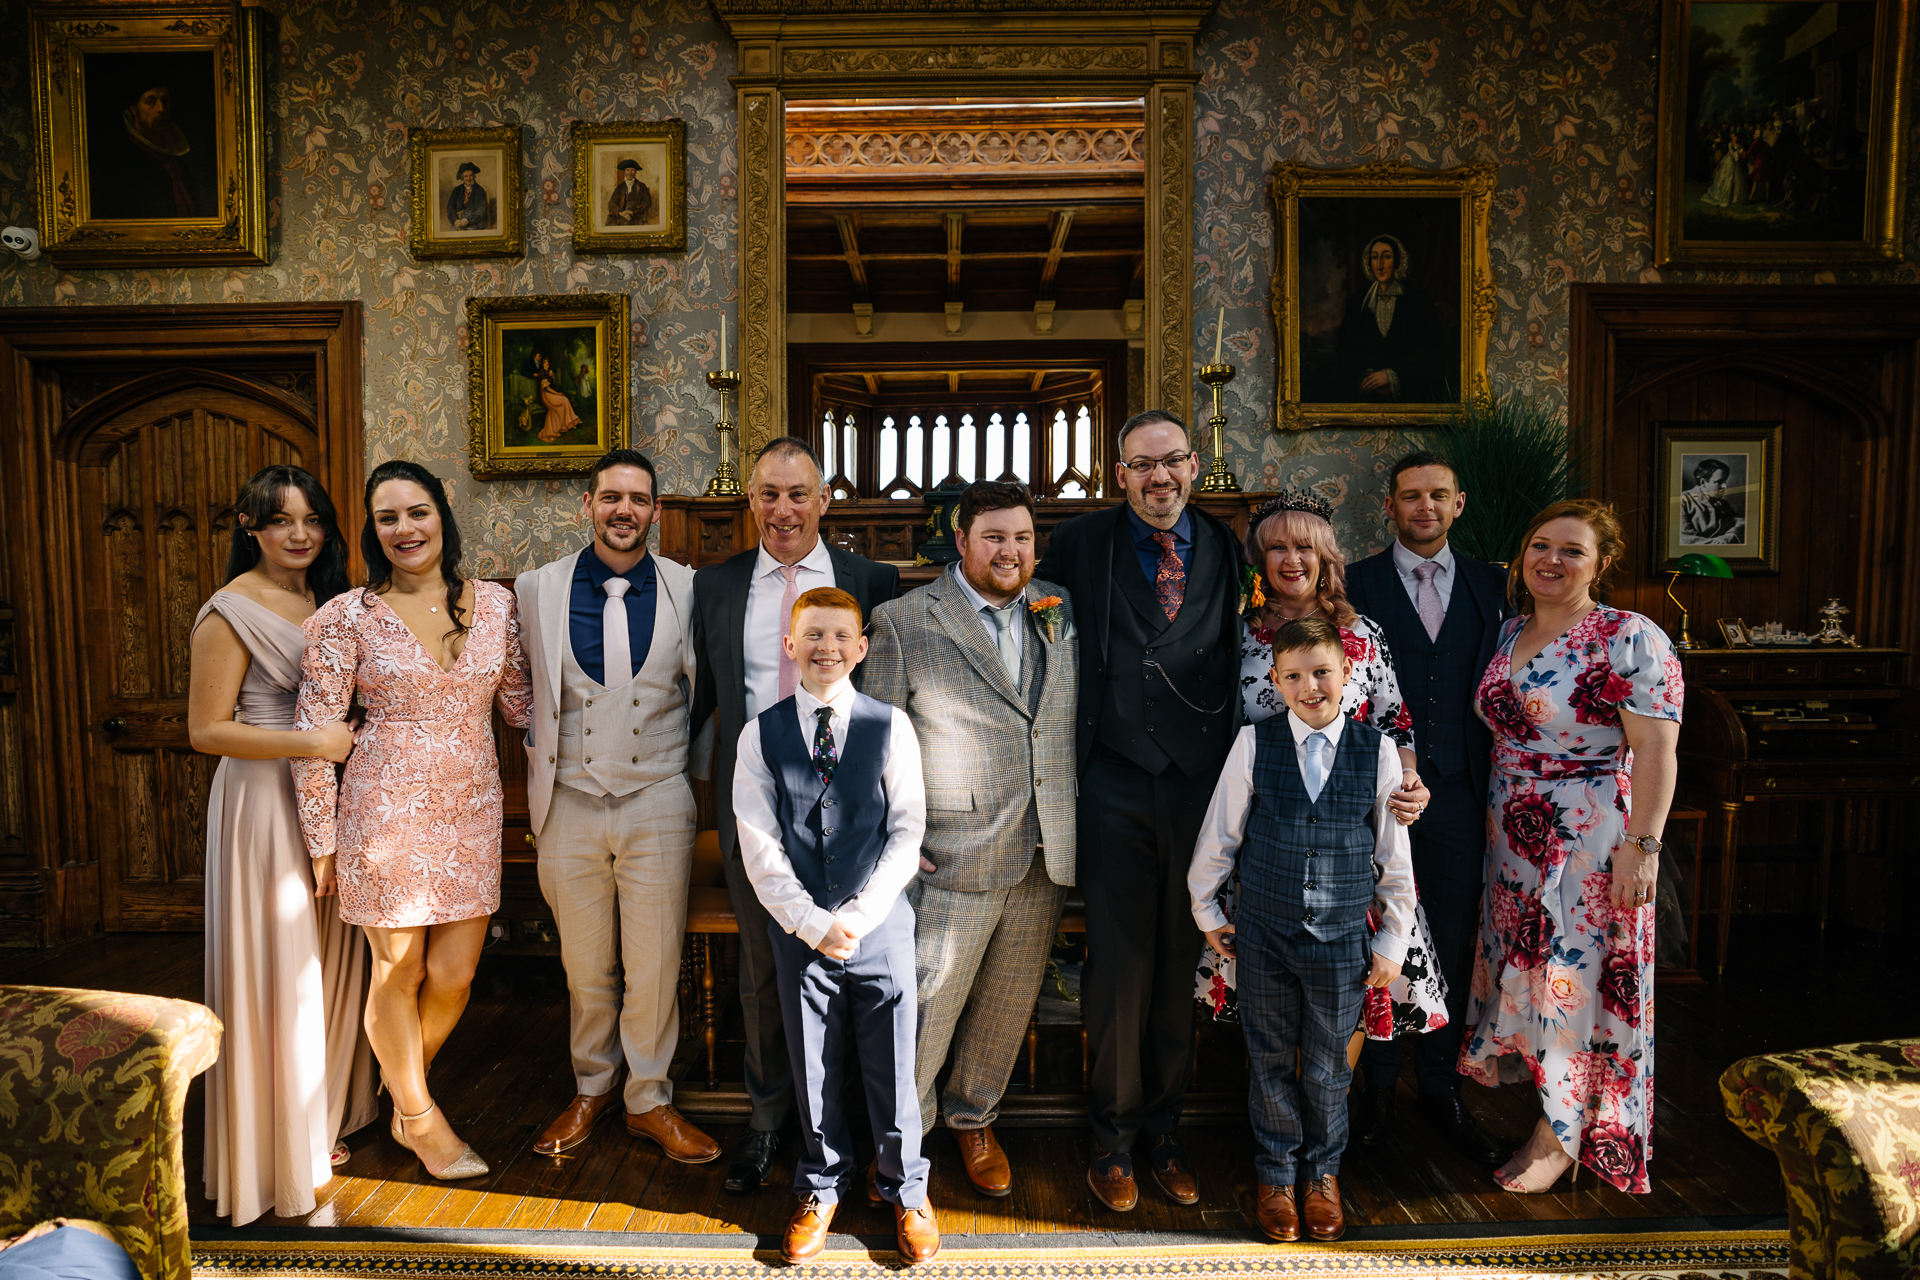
[71,379,319,931]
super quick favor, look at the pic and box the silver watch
[1623,833,1663,856]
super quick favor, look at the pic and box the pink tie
[776,564,802,702]
[1412,561,1443,642]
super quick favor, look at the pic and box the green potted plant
[1422,395,1590,566]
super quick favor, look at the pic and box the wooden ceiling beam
[1038,209,1077,300]
[788,248,1138,264]
[945,212,965,298]
[1030,370,1047,392]
[832,213,869,302]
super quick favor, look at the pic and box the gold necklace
[264,572,313,602]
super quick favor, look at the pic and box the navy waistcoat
[757,692,893,913]
[1239,715,1381,942]
[1375,573,1486,780]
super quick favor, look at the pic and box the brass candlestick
[704,368,743,497]
[1197,362,1240,493]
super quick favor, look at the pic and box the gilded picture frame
[1269,161,1496,431]
[466,294,630,480]
[1654,421,1783,574]
[1653,0,1912,268]
[408,126,524,260]
[570,119,687,254]
[28,3,270,267]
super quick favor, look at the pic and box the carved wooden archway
[715,0,1214,453]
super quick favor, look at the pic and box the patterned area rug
[192,1227,1789,1278]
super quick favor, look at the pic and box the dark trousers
[1237,912,1370,1185]
[1078,750,1212,1154]
[1358,769,1485,1098]
[768,896,929,1207]
[725,850,795,1130]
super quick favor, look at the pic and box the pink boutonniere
[1028,595,1066,643]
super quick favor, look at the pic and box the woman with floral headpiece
[1194,492,1449,1053]
[1334,234,1448,404]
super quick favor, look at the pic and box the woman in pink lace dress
[292,460,532,1182]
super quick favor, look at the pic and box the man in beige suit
[515,448,718,1164]
[863,480,1077,1199]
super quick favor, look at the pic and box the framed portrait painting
[466,294,630,479]
[1655,422,1782,573]
[570,120,687,254]
[1653,0,1912,267]
[408,126,524,259]
[28,4,270,266]
[1269,162,1496,430]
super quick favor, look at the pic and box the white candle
[1213,305,1225,365]
[720,314,728,370]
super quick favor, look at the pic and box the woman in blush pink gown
[191,465,377,1224]
[535,353,582,442]
[292,460,532,1182]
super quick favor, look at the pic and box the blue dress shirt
[1125,505,1193,585]
[569,546,657,685]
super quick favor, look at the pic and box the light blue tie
[1303,731,1330,802]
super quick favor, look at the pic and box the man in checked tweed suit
[862,481,1077,1200]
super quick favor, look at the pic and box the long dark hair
[361,459,468,637]
[224,465,351,605]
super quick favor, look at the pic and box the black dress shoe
[1355,1083,1395,1147]
[1417,1094,1505,1168]
[723,1127,780,1192]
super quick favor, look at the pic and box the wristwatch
[1622,833,1664,856]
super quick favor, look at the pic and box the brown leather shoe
[894,1203,942,1265]
[1301,1173,1346,1241]
[1148,1134,1198,1205]
[781,1196,837,1265]
[625,1104,721,1164]
[533,1090,622,1156]
[955,1127,1012,1197]
[1256,1183,1301,1242]
[865,1157,882,1206]
[1085,1146,1138,1212]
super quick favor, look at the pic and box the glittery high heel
[394,1100,489,1181]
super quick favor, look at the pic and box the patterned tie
[1150,531,1184,623]
[601,576,633,686]
[984,605,1020,681]
[1412,561,1444,642]
[812,705,838,786]
[776,564,802,702]
[1303,731,1331,802]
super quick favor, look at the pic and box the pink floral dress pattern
[1460,605,1683,1194]
[292,582,533,928]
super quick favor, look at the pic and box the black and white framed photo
[1656,421,1782,573]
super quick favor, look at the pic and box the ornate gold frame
[1268,161,1496,431]
[1653,0,1912,268]
[28,3,270,267]
[466,293,631,480]
[714,0,1210,455]
[408,126,525,260]
[570,119,688,254]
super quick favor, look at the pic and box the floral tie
[812,706,838,786]
[1151,531,1184,623]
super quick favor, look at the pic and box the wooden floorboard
[3,911,1890,1237]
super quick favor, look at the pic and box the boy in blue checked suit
[1187,617,1416,1244]
[733,587,941,1267]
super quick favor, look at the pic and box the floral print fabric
[292,582,533,928]
[1460,606,1683,1194]
[1237,613,1415,747]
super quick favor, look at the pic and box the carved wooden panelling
[165,749,213,881]
[787,126,1145,177]
[117,751,159,879]
[106,512,150,699]
[698,517,738,560]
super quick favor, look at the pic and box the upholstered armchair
[1721,1039,1920,1280]
[0,985,221,1280]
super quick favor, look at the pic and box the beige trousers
[536,776,695,1112]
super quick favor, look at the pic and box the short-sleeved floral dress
[1195,612,1450,1038]
[1459,605,1683,1194]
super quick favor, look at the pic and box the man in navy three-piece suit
[1342,450,1507,1167]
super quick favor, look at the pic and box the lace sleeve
[495,588,534,730]
[291,597,358,860]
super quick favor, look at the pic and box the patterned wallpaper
[0,0,1913,570]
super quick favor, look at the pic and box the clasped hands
[1204,926,1402,987]
[1387,768,1429,825]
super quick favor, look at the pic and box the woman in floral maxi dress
[1459,500,1682,1195]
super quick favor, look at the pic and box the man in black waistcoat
[1344,450,1506,1166]
[1035,409,1242,1212]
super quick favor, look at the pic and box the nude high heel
[394,1100,489,1181]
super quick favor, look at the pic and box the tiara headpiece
[1249,490,1335,527]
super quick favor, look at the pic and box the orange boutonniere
[1028,594,1066,643]
[1240,563,1265,617]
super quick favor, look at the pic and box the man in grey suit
[689,436,900,1191]
[863,481,1077,1200]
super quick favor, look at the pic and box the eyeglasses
[1120,451,1196,476]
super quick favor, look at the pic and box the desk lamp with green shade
[1665,552,1733,648]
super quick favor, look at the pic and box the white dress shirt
[743,538,837,721]
[947,563,1025,661]
[1187,710,1416,965]
[1391,538,1456,617]
[733,679,927,951]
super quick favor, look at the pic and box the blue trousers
[0,1226,141,1280]
[769,895,929,1207]
[1236,912,1370,1185]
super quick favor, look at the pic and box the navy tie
[812,706,838,786]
